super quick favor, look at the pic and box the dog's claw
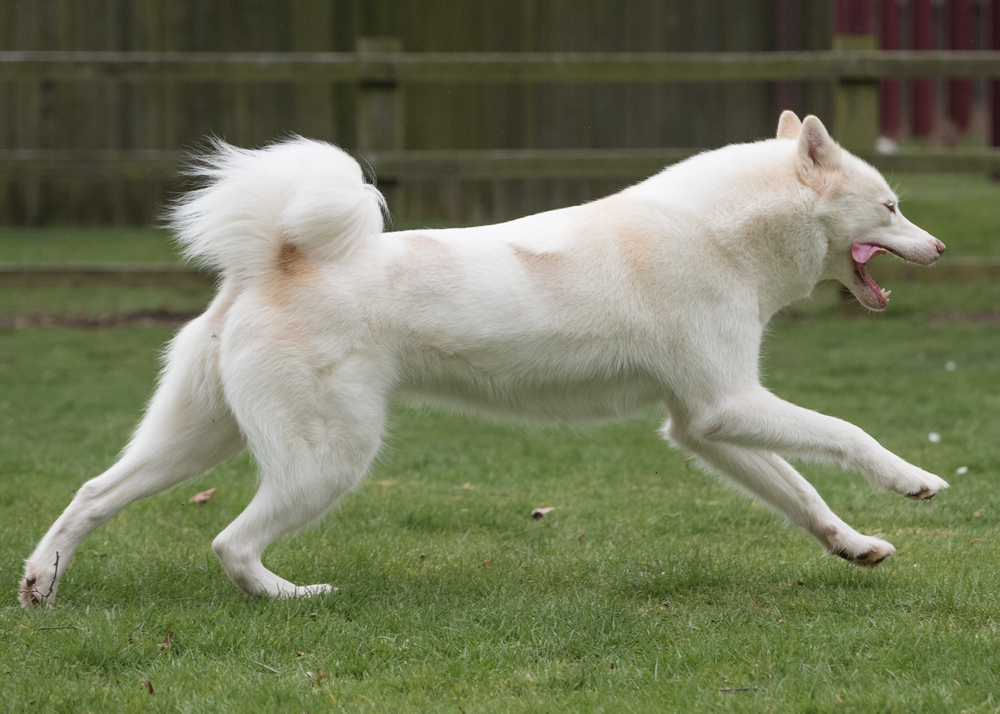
[833,548,891,568]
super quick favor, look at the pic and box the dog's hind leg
[20,301,243,609]
[664,422,896,566]
[211,355,387,598]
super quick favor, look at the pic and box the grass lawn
[2,171,1000,711]
[2,318,999,712]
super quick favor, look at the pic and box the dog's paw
[902,473,949,501]
[829,535,895,568]
[277,583,336,599]
[883,467,949,501]
[19,564,57,610]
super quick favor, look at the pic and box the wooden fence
[6,0,1000,227]
[6,48,1000,188]
[0,0,833,225]
[5,47,1000,294]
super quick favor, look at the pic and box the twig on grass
[249,658,280,674]
[45,553,59,600]
[36,626,84,631]
[19,552,60,605]
[718,687,758,693]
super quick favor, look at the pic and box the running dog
[21,112,948,607]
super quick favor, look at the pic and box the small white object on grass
[945,361,957,372]
[956,466,969,475]
[875,136,898,155]
[928,432,941,443]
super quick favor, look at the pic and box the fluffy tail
[168,137,385,281]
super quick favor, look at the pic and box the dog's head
[778,111,945,311]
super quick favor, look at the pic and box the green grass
[2,317,999,712]
[0,228,180,264]
[2,171,1000,711]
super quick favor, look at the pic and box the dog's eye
[885,201,896,214]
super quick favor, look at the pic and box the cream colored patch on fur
[510,243,568,291]
[387,234,461,303]
[276,241,315,277]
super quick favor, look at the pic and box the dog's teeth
[880,288,891,299]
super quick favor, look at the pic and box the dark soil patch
[1,309,199,330]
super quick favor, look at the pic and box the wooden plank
[292,0,336,141]
[834,35,880,153]
[3,257,999,289]
[871,257,1000,284]
[362,148,700,179]
[0,149,185,177]
[9,50,1000,84]
[368,148,1000,178]
[860,150,1000,173]
[9,147,1000,179]
[0,263,217,289]
[356,37,403,218]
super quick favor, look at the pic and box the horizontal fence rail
[0,263,216,289]
[6,50,1000,83]
[5,258,999,289]
[4,49,1000,234]
[6,148,1000,180]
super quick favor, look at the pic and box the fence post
[991,0,1000,180]
[912,0,934,137]
[834,2,880,316]
[356,37,403,224]
[293,0,335,141]
[833,33,880,155]
[879,0,901,138]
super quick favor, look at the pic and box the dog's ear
[796,115,842,189]
[776,110,802,139]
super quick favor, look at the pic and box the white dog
[21,112,949,608]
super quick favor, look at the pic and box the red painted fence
[828,0,1000,145]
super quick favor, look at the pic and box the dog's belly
[394,341,667,422]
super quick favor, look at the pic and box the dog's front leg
[688,386,949,500]
[664,423,894,565]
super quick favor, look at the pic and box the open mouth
[851,242,893,310]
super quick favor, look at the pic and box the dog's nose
[935,238,946,254]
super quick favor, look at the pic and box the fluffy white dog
[21,111,949,608]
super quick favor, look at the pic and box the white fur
[21,113,949,608]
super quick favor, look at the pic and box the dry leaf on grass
[188,488,216,504]
[157,631,173,650]
[142,679,154,694]
[531,507,554,519]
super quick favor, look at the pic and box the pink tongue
[852,243,887,264]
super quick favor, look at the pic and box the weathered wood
[8,50,1000,84]
[3,257,999,289]
[871,257,1000,284]
[355,39,403,151]
[356,38,404,218]
[362,148,701,179]
[9,147,1000,179]
[0,263,217,289]
[293,0,336,141]
[0,150,186,177]
[834,35,880,153]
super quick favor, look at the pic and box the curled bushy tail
[168,137,385,281]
